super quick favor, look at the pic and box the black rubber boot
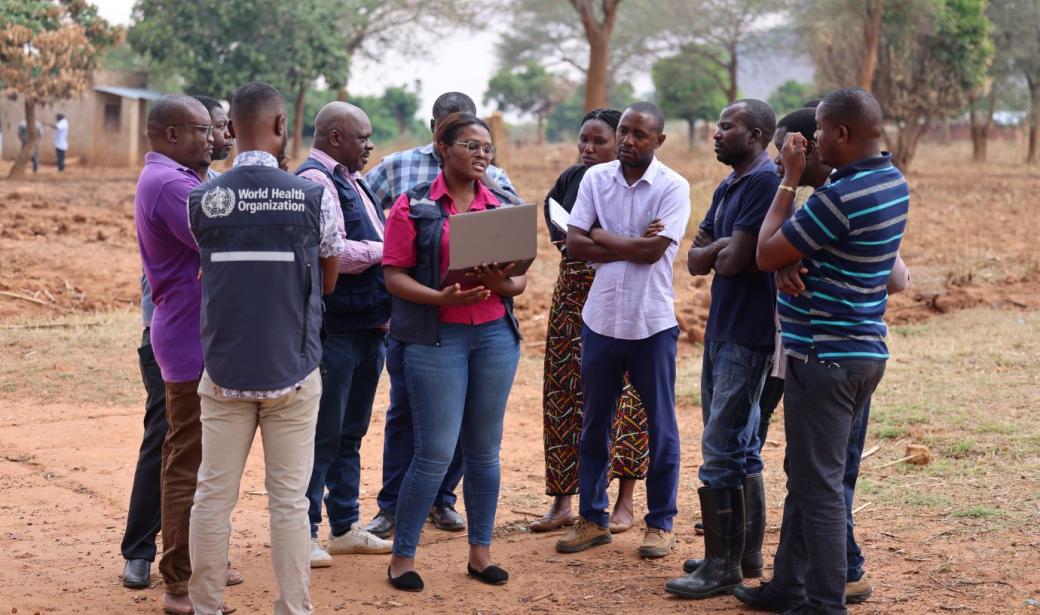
[684,473,766,577]
[665,486,745,599]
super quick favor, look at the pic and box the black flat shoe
[467,563,509,585]
[387,566,424,592]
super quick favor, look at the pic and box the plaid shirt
[364,142,517,210]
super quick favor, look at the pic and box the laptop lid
[441,204,537,287]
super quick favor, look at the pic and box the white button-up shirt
[568,157,691,340]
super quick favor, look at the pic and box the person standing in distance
[186,82,345,615]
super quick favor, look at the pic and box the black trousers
[120,328,169,561]
[771,352,885,615]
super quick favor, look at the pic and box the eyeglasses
[453,140,495,157]
[172,123,214,137]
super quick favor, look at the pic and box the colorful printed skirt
[542,255,650,496]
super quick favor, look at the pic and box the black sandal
[467,563,509,585]
[387,566,424,592]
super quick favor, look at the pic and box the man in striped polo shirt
[739,88,909,615]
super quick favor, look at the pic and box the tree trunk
[687,118,697,150]
[891,116,930,172]
[396,117,409,137]
[292,84,306,162]
[970,88,996,163]
[585,29,610,112]
[337,86,349,102]
[1027,77,1039,165]
[7,99,39,179]
[536,115,546,145]
[571,0,620,113]
[858,0,883,91]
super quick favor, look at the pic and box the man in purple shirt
[134,94,240,614]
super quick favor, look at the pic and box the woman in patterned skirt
[532,109,650,534]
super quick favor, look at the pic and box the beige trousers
[188,369,321,615]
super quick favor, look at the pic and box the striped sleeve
[781,189,850,256]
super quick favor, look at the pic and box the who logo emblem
[200,186,236,218]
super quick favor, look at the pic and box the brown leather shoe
[555,518,611,553]
[846,572,873,604]
[529,513,576,533]
[162,592,237,614]
[638,526,676,558]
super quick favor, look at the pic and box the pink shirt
[382,173,506,325]
[298,148,384,275]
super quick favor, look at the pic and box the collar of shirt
[308,147,351,178]
[233,150,279,168]
[722,150,775,187]
[144,151,196,175]
[419,142,438,161]
[427,172,496,210]
[830,152,893,183]
[610,156,661,188]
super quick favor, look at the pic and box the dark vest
[188,164,324,390]
[294,158,390,332]
[389,181,521,345]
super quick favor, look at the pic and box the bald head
[147,95,209,140]
[313,101,374,173]
[146,94,213,173]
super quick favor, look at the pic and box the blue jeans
[306,329,386,537]
[579,326,680,531]
[699,341,770,488]
[376,339,463,513]
[392,318,520,558]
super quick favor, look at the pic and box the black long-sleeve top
[543,163,587,252]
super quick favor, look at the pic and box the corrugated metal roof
[94,85,164,101]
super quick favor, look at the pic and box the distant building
[1,70,162,167]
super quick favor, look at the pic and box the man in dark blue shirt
[667,99,779,600]
[738,88,908,615]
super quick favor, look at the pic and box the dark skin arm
[757,132,809,272]
[588,225,671,265]
[713,230,759,276]
[466,262,527,297]
[384,266,492,306]
[321,257,338,295]
[687,229,728,276]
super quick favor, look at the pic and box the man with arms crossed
[296,102,393,565]
[667,99,779,599]
[362,92,519,537]
[735,88,909,615]
[556,101,690,560]
[186,82,344,615]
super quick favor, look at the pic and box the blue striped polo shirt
[779,153,909,361]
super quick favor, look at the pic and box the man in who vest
[186,82,345,615]
[295,102,393,566]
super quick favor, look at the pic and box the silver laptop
[441,204,537,287]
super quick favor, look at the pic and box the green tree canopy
[767,80,815,115]
[652,44,729,147]
[485,61,571,143]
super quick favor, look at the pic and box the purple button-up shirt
[134,151,203,382]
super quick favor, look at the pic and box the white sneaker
[326,522,393,554]
[309,537,333,568]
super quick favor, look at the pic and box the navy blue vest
[188,164,324,390]
[389,181,521,345]
[294,158,390,332]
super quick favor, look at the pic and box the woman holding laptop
[381,112,526,592]
[533,109,650,535]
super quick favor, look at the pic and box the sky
[91,0,507,117]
